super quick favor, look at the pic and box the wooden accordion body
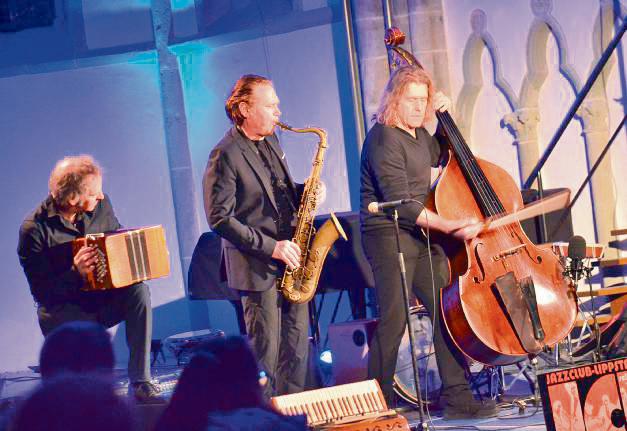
[72,225,170,291]
[271,380,409,430]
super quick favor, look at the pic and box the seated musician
[360,66,497,419]
[17,155,158,402]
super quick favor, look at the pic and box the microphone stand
[581,265,601,361]
[392,209,426,428]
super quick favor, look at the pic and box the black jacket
[17,195,121,306]
[203,127,303,292]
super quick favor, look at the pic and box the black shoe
[443,397,497,420]
[129,381,162,404]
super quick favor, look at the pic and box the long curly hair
[374,66,435,126]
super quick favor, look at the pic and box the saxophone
[276,121,348,304]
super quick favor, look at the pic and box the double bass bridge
[493,244,526,262]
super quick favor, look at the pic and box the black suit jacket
[203,127,302,292]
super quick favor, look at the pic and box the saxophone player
[203,74,324,397]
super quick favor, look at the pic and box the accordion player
[72,225,170,291]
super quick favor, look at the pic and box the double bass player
[360,65,498,419]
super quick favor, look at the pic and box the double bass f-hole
[472,242,486,284]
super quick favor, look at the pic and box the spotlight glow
[319,350,333,365]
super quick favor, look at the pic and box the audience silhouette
[6,326,306,431]
[39,321,115,380]
[156,335,305,431]
[12,373,135,431]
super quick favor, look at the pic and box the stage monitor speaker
[0,0,55,32]
[328,319,378,385]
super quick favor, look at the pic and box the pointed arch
[455,9,518,142]
[519,14,581,108]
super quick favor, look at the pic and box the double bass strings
[436,111,521,268]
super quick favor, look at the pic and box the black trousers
[37,283,152,383]
[362,229,469,402]
[240,286,309,398]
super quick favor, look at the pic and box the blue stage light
[319,349,333,365]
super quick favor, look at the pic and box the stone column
[151,0,209,328]
[350,0,390,133]
[503,108,541,188]
[578,97,618,259]
[351,0,452,133]
[407,0,452,97]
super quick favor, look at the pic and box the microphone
[367,199,414,214]
[565,235,587,283]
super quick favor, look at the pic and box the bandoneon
[271,379,409,430]
[72,225,170,291]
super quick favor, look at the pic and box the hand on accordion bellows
[73,245,98,278]
[272,240,301,270]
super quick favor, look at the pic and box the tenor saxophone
[276,121,348,304]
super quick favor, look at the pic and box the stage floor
[0,365,552,431]
[403,405,548,430]
[6,350,613,431]
[392,366,549,431]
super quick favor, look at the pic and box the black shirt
[17,195,121,307]
[236,128,298,239]
[360,122,443,233]
[256,139,297,238]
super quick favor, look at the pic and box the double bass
[385,28,577,365]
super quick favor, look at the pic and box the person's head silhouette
[156,335,265,431]
[12,373,134,431]
[39,321,114,380]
